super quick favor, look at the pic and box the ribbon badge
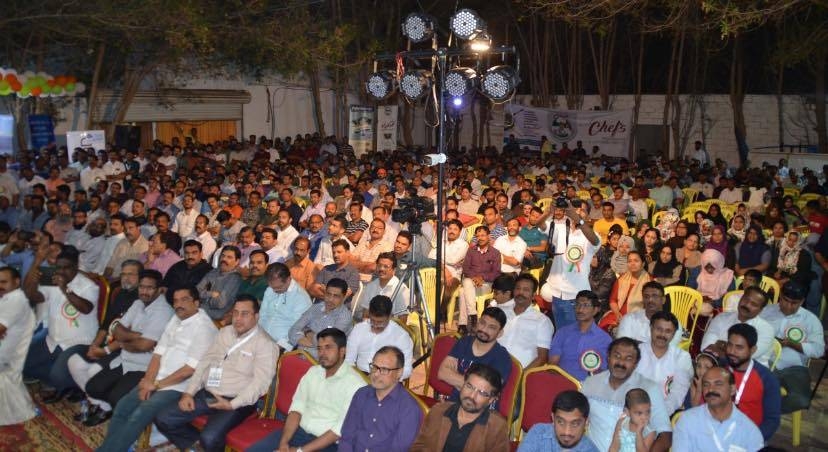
[785,326,805,344]
[664,375,674,397]
[565,244,585,272]
[580,350,602,374]
[61,302,80,327]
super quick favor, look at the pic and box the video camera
[392,196,436,234]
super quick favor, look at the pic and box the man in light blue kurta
[258,264,312,350]
[673,367,764,452]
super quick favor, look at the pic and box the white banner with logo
[376,105,398,152]
[504,105,632,158]
[348,105,374,157]
[66,130,106,152]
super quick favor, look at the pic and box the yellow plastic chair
[464,224,479,243]
[537,197,553,212]
[664,286,703,351]
[770,339,783,371]
[528,267,543,293]
[417,268,438,325]
[784,187,800,199]
[576,190,591,201]
[734,276,780,304]
[651,210,666,227]
[671,411,683,428]
[722,290,744,312]
[644,198,656,218]
[447,286,461,329]
[779,386,803,446]
[682,188,700,204]
[799,193,822,203]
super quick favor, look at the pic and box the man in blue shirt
[338,346,422,451]
[549,290,612,381]
[673,367,763,452]
[518,390,599,452]
[438,306,512,405]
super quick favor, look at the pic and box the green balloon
[52,86,63,95]
[0,80,9,91]
[19,86,30,96]
[65,82,75,92]
[0,88,11,96]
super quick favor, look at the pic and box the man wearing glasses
[411,362,509,451]
[345,295,413,378]
[338,346,423,451]
[248,328,365,452]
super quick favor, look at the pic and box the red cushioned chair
[514,365,581,441]
[223,350,317,451]
[497,355,523,438]
[418,332,459,407]
[91,274,111,324]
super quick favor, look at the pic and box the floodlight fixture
[444,67,477,98]
[480,65,520,103]
[365,70,396,100]
[402,13,435,43]
[399,70,433,101]
[449,8,486,41]
[452,97,463,108]
[469,31,492,52]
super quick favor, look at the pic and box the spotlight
[365,71,396,100]
[480,65,520,103]
[449,8,486,41]
[444,67,477,98]
[452,97,463,107]
[399,70,433,101]
[469,31,491,52]
[401,13,434,43]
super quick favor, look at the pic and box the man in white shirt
[93,214,126,275]
[701,286,775,367]
[274,209,299,258]
[97,286,217,451]
[691,140,710,168]
[172,194,200,239]
[102,151,127,182]
[298,189,326,230]
[636,311,693,415]
[314,216,352,269]
[690,173,714,200]
[0,267,38,425]
[22,243,99,402]
[496,274,554,369]
[345,295,414,378]
[760,280,825,413]
[185,215,217,262]
[354,252,409,321]
[717,177,743,204]
[80,155,106,193]
[429,219,468,306]
[493,218,527,275]
[616,281,683,347]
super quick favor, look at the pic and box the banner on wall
[376,105,398,152]
[348,105,374,157]
[504,105,633,158]
[28,114,55,149]
[66,130,106,152]
[0,115,12,155]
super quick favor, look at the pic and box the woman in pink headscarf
[695,249,736,315]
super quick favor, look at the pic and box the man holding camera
[540,200,600,329]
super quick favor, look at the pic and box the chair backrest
[428,333,460,398]
[644,198,656,216]
[537,197,554,211]
[651,210,665,227]
[405,385,430,422]
[94,275,111,324]
[498,355,523,429]
[671,411,683,428]
[733,276,780,304]
[272,350,317,417]
[465,224,479,243]
[682,188,699,204]
[517,365,581,439]
[418,267,438,324]
[770,339,783,371]
[722,290,744,312]
[664,286,703,339]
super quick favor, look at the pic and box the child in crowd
[686,351,718,408]
[609,388,656,452]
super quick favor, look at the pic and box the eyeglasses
[463,382,494,398]
[368,363,401,375]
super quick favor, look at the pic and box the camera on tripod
[392,196,436,234]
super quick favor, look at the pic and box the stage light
[480,65,520,103]
[402,13,434,43]
[365,71,396,100]
[469,31,491,52]
[452,97,463,107]
[399,70,433,101]
[449,8,486,41]
[444,67,477,98]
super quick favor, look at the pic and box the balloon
[55,76,66,86]
[5,74,18,84]
[0,80,8,91]
[51,86,63,95]
[0,89,10,96]
[18,86,31,97]
[10,81,22,92]
[65,82,75,92]
[75,82,86,93]
[66,76,76,84]
[31,87,42,96]
[47,79,55,87]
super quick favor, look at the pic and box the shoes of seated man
[82,406,112,427]
[41,389,66,404]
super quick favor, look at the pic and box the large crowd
[0,131,826,451]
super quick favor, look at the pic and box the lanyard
[224,329,257,360]
[707,415,737,452]
[730,360,754,405]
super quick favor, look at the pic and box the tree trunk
[629,31,645,160]
[308,64,327,137]
[730,36,749,166]
[776,62,785,151]
[815,53,827,153]
[106,64,150,140]
[86,42,106,130]
[587,18,616,110]
[401,100,414,147]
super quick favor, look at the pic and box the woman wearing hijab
[699,218,715,246]
[782,195,807,228]
[695,249,735,311]
[666,220,689,250]
[705,225,736,268]
[727,214,748,243]
[707,203,728,228]
[611,235,636,276]
[598,250,653,333]
[655,208,680,241]
[773,230,814,285]
[734,225,771,276]
[648,244,684,287]
[590,227,621,313]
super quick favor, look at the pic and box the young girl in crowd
[685,352,718,408]
[609,388,656,452]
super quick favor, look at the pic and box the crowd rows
[0,133,826,452]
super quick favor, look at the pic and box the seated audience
[345,295,414,378]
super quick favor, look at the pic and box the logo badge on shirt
[566,244,585,272]
[785,326,805,343]
[62,302,80,327]
[580,350,601,373]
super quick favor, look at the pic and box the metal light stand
[388,234,436,365]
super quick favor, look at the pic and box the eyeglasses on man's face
[369,363,401,375]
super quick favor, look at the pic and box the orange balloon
[66,76,77,84]
[10,81,22,91]
[47,79,56,87]
[5,74,18,84]
[55,76,66,86]
[31,87,42,96]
